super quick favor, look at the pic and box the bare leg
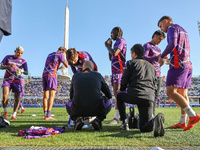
[109,84,120,124]
[43,90,49,112]
[166,85,188,108]
[13,93,20,113]
[2,86,9,108]
[48,89,56,111]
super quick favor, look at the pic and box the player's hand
[10,63,16,68]
[116,90,120,95]
[105,38,112,47]
[157,54,161,60]
[158,57,164,66]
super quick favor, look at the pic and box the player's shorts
[166,68,192,89]
[2,80,22,93]
[111,73,123,86]
[42,76,57,91]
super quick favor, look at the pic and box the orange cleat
[11,116,17,120]
[184,114,200,131]
[21,109,26,114]
[171,123,186,129]
[2,112,8,119]
[44,116,56,120]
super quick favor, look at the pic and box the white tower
[64,0,69,49]
[58,0,72,81]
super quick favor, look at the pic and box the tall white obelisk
[60,0,71,80]
[64,0,69,49]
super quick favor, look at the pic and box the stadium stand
[0,76,200,108]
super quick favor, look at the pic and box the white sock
[12,112,17,117]
[44,111,47,117]
[179,114,187,124]
[21,106,24,110]
[114,110,119,120]
[4,108,7,112]
[183,106,196,117]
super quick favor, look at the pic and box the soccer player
[143,30,166,116]
[66,48,98,74]
[0,46,28,120]
[42,46,69,120]
[158,15,200,131]
[105,27,126,124]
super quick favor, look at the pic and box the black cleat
[91,118,102,130]
[154,113,165,137]
[74,118,84,131]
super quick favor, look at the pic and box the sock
[20,103,23,108]
[183,106,196,117]
[12,112,17,117]
[47,110,51,118]
[44,111,47,117]
[179,114,187,124]
[21,106,24,110]
[4,108,7,112]
[114,110,119,120]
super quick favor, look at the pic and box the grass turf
[0,107,200,147]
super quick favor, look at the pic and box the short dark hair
[112,26,123,38]
[152,30,166,39]
[66,48,78,61]
[157,15,173,27]
[131,44,144,57]
[58,46,67,51]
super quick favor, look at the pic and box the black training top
[70,68,112,116]
[120,57,157,101]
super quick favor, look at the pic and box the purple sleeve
[60,53,66,63]
[143,44,159,62]
[161,26,177,58]
[1,56,8,65]
[22,61,28,71]
[114,39,124,51]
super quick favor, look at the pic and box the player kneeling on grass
[117,44,165,137]
[0,46,28,120]
[42,46,69,120]
[66,61,112,131]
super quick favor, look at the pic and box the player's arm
[62,60,69,68]
[21,62,28,75]
[105,45,121,57]
[108,52,112,61]
[0,64,15,69]
[159,27,177,65]
[143,45,160,62]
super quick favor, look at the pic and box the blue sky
[0,0,200,77]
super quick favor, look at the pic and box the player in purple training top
[0,46,28,120]
[42,46,69,120]
[105,27,127,124]
[143,30,166,116]
[158,16,200,131]
[66,48,98,74]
